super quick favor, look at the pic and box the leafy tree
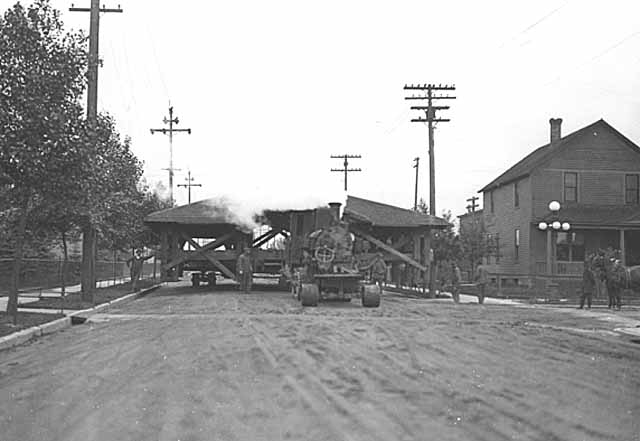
[0,0,87,320]
[459,211,491,277]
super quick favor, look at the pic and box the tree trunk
[81,225,95,302]
[7,198,29,324]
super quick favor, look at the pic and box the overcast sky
[5,0,640,220]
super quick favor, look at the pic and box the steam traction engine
[292,217,381,308]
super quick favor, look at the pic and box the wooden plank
[162,231,235,270]
[201,253,237,280]
[351,227,427,272]
[252,229,282,249]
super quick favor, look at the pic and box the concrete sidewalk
[0,276,133,313]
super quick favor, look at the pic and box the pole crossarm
[410,106,450,111]
[351,227,427,272]
[405,94,457,100]
[411,118,451,123]
[404,84,456,90]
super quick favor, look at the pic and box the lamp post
[538,201,571,276]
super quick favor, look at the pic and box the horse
[597,248,640,310]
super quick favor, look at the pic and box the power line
[330,154,362,192]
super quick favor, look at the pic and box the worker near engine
[236,247,253,293]
[362,252,387,289]
[579,255,595,309]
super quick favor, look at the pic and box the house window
[490,191,494,213]
[514,229,520,260]
[556,232,585,262]
[625,174,639,204]
[514,182,520,208]
[564,172,577,202]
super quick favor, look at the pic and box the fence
[0,258,158,295]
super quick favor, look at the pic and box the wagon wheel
[314,246,335,264]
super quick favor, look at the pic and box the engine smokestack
[328,202,342,221]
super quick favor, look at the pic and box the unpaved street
[1,282,639,441]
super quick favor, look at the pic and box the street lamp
[538,200,571,231]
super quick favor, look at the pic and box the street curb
[0,284,161,352]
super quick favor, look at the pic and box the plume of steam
[198,188,347,233]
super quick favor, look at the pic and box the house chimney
[549,118,562,144]
[328,202,341,221]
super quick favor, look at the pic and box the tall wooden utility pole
[405,83,456,298]
[413,157,420,211]
[330,154,362,192]
[404,84,456,216]
[70,1,122,299]
[177,171,202,204]
[150,106,191,205]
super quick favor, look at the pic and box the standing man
[580,256,595,309]
[361,252,387,290]
[127,249,144,292]
[236,247,253,293]
[475,263,489,304]
[451,262,462,303]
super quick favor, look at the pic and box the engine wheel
[300,283,320,307]
[362,284,381,308]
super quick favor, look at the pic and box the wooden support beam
[252,229,282,249]
[351,227,427,272]
[180,233,237,280]
[162,231,235,271]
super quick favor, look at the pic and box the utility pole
[404,83,456,216]
[177,171,202,204]
[151,105,191,205]
[404,83,456,298]
[330,154,362,192]
[467,195,479,213]
[70,1,122,299]
[413,157,420,211]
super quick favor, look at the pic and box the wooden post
[620,229,626,265]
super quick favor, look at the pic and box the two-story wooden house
[479,118,640,289]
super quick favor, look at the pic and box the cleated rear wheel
[300,283,320,307]
[362,284,381,308]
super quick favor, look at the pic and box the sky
[4,0,640,222]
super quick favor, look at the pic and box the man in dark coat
[236,248,253,293]
[579,257,595,309]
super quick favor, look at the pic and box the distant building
[479,118,640,288]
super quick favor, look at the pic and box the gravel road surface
[1,282,639,441]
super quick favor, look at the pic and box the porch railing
[535,261,583,276]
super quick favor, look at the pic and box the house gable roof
[343,195,450,228]
[479,119,640,193]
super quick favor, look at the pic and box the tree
[459,211,491,277]
[0,0,87,321]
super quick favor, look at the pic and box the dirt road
[1,282,639,441]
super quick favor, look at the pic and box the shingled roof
[343,195,450,228]
[479,119,640,192]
